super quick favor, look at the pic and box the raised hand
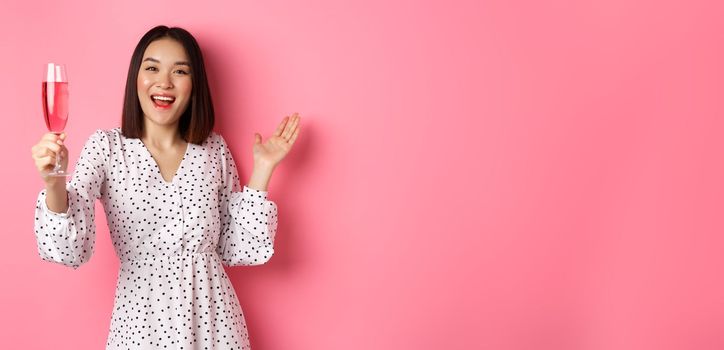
[252,113,301,168]
[31,132,68,184]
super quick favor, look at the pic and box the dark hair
[121,25,214,144]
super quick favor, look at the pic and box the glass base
[44,170,71,177]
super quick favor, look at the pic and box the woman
[30,25,300,349]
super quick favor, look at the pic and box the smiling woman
[122,26,214,145]
[30,24,301,350]
[137,43,190,125]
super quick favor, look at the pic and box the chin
[142,110,181,126]
[150,117,180,127]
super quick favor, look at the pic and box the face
[137,38,193,129]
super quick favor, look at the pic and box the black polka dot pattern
[33,127,278,349]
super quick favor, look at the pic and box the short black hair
[121,25,214,144]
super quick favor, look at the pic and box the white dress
[33,127,278,349]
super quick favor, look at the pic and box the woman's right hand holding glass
[32,132,69,184]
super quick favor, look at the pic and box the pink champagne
[42,81,69,132]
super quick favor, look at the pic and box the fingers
[288,123,300,145]
[41,132,57,142]
[32,132,68,174]
[35,153,58,173]
[42,131,65,142]
[273,116,289,137]
[282,113,300,140]
[33,140,63,157]
[33,146,65,172]
[35,132,65,156]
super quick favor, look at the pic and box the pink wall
[2,0,724,349]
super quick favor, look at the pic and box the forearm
[45,180,69,214]
[246,162,275,192]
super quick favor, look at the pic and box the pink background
[2,0,724,349]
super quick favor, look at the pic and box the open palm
[253,113,301,167]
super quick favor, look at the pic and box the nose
[156,74,173,89]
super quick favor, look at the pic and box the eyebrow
[142,57,191,66]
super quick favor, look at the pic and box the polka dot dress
[33,127,278,349]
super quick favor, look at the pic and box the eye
[145,66,158,71]
[175,69,189,75]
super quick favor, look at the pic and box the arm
[34,129,109,269]
[246,162,275,191]
[44,180,69,214]
[215,135,278,267]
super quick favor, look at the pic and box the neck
[141,118,184,150]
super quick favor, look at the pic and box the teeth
[152,95,175,102]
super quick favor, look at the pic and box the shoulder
[205,131,238,165]
[104,127,122,143]
[74,128,115,169]
[83,128,116,153]
[205,130,229,150]
[208,130,223,143]
[95,127,132,149]
[87,127,120,141]
[81,127,127,160]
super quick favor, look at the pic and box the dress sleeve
[33,129,109,270]
[215,134,278,267]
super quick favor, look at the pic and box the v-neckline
[138,138,190,185]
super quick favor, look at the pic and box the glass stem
[55,149,62,171]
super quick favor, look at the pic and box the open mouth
[151,95,176,109]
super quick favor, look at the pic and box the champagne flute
[42,63,70,177]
